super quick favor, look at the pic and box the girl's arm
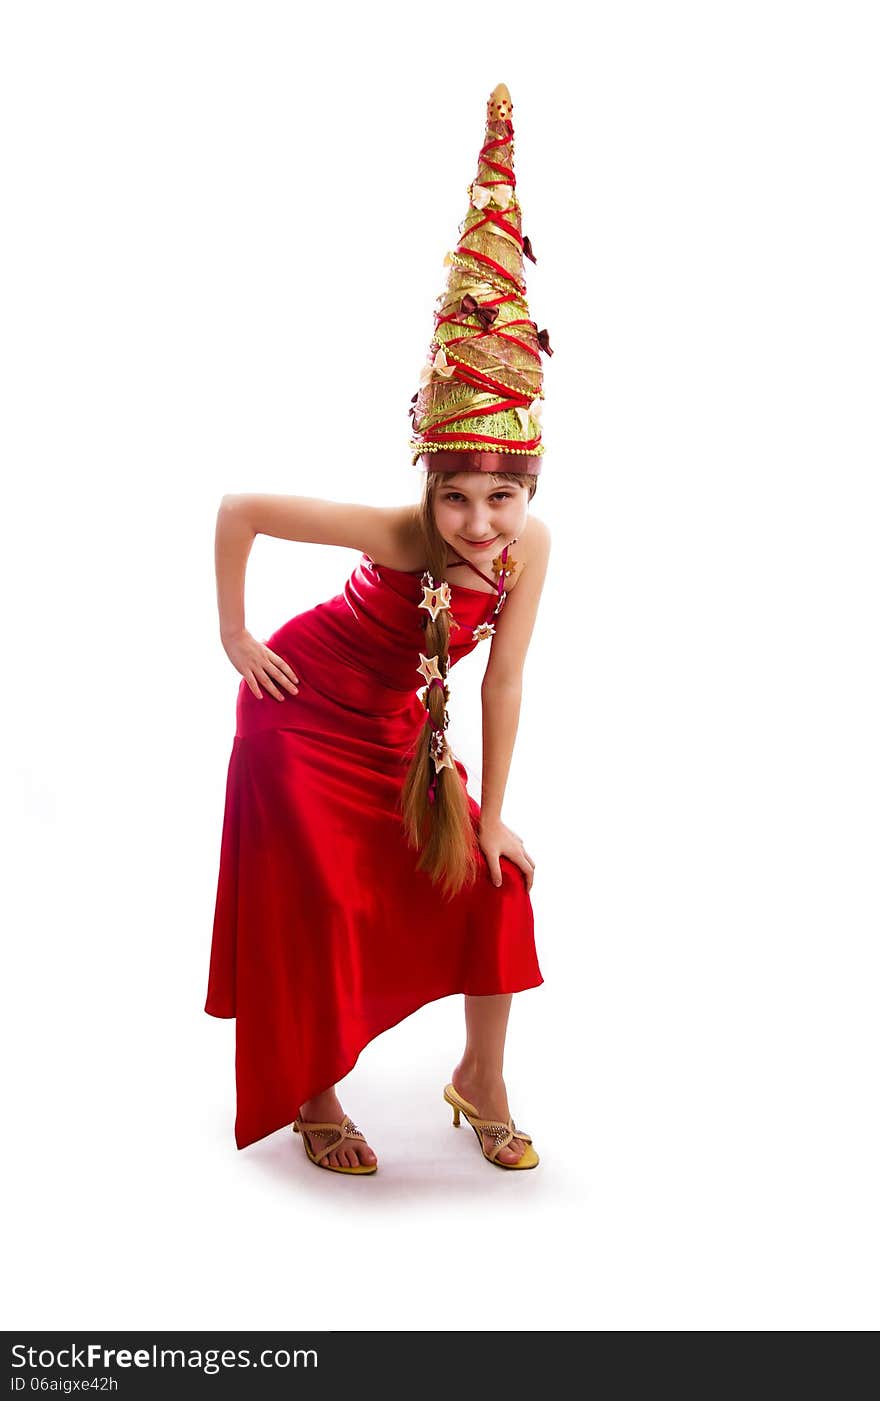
[479,687,524,829]
[215,502,256,641]
[477,517,551,884]
[218,493,412,552]
[214,493,413,640]
[214,494,412,699]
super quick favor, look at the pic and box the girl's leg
[451,993,529,1164]
[298,1086,378,1169]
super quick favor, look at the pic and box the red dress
[205,550,544,1149]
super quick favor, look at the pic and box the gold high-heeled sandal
[292,1114,378,1174]
[443,1083,540,1170]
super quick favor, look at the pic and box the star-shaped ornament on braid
[416,653,444,684]
[418,576,452,622]
[429,728,456,774]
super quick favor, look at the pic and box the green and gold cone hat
[409,82,552,475]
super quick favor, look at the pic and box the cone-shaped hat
[409,82,552,475]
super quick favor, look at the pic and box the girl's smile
[434,476,529,558]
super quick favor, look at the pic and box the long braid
[399,489,479,900]
[398,470,538,899]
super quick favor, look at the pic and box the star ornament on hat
[408,81,553,476]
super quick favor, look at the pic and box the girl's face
[432,474,529,559]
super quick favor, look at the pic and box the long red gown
[205,550,544,1149]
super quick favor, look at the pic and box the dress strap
[445,543,507,590]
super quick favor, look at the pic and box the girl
[206,467,551,1172]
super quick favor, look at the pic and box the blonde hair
[397,469,539,899]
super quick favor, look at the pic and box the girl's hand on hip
[477,817,536,891]
[222,629,300,701]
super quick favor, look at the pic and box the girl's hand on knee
[477,818,536,891]
[222,629,300,701]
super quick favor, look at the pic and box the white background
[3,0,878,1331]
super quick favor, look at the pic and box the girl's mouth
[462,534,499,550]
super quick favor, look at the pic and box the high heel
[443,1083,539,1170]
[292,1114,378,1174]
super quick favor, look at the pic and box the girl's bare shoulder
[502,514,550,594]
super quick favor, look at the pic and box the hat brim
[419,450,542,475]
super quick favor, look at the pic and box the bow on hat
[515,396,543,433]
[471,182,513,211]
[418,345,457,388]
[460,293,499,331]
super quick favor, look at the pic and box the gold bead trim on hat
[439,255,526,303]
[442,249,526,298]
[410,440,544,457]
[429,327,543,388]
[413,375,543,442]
[438,329,531,372]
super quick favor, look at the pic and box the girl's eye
[445,493,510,502]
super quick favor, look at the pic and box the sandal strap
[464,1113,533,1161]
[295,1115,366,1160]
